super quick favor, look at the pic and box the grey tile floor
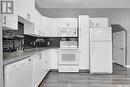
[39,64,130,87]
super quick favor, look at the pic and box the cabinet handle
[42,32,44,36]
[3,16,6,25]
[39,31,41,35]
[27,13,31,20]
[29,59,31,61]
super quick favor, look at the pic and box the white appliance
[90,27,112,74]
[58,49,79,72]
[60,41,78,48]
[58,49,79,65]
[4,58,33,87]
[58,41,79,72]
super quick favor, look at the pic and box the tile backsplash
[24,35,37,49]
[3,26,24,52]
[3,26,78,52]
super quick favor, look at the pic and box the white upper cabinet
[33,9,42,36]
[24,9,42,36]
[58,18,77,28]
[56,18,78,37]
[2,0,18,30]
[2,0,35,30]
[41,16,56,37]
[16,0,35,22]
[41,16,48,36]
[41,18,78,37]
[2,14,18,30]
[89,18,108,28]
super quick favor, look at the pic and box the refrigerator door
[90,27,112,42]
[90,42,112,74]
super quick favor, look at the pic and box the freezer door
[90,27,112,42]
[90,42,112,74]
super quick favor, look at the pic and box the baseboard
[50,69,90,73]
[126,65,130,68]
[90,72,112,75]
[50,69,58,72]
[79,69,90,73]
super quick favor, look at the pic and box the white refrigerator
[90,27,112,74]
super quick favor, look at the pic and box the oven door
[58,49,79,64]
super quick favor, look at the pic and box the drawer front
[59,65,79,72]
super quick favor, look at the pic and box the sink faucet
[16,47,23,56]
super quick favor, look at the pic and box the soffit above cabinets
[36,0,130,8]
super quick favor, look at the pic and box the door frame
[112,30,127,68]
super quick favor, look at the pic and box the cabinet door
[32,55,39,87]
[79,48,89,69]
[58,18,77,28]
[50,49,58,69]
[45,50,50,74]
[2,0,18,30]
[2,15,18,30]
[47,50,50,71]
[33,10,41,36]
[51,19,59,37]
[41,17,46,36]
[41,17,52,37]
[16,0,26,19]
[4,58,33,87]
[89,18,108,28]
[16,0,34,22]
[79,15,90,69]
[39,53,45,82]
[24,9,41,36]
[79,15,89,31]
[42,51,48,75]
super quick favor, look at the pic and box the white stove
[58,41,79,72]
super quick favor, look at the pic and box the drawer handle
[29,59,31,61]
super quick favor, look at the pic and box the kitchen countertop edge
[3,47,56,65]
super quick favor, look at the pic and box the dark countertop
[3,47,53,65]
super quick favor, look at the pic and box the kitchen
[0,0,130,87]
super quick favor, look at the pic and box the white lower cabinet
[42,50,50,76]
[50,49,58,69]
[32,50,50,87]
[4,58,33,87]
[4,50,50,87]
[32,54,40,87]
[39,53,45,83]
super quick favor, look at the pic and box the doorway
[112,25,127,71]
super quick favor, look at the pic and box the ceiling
[111,25,126,33]
[36,0,130,8]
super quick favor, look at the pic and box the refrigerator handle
[91,42,94,54]
[93,28,95,53]
[79,27,81,37]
